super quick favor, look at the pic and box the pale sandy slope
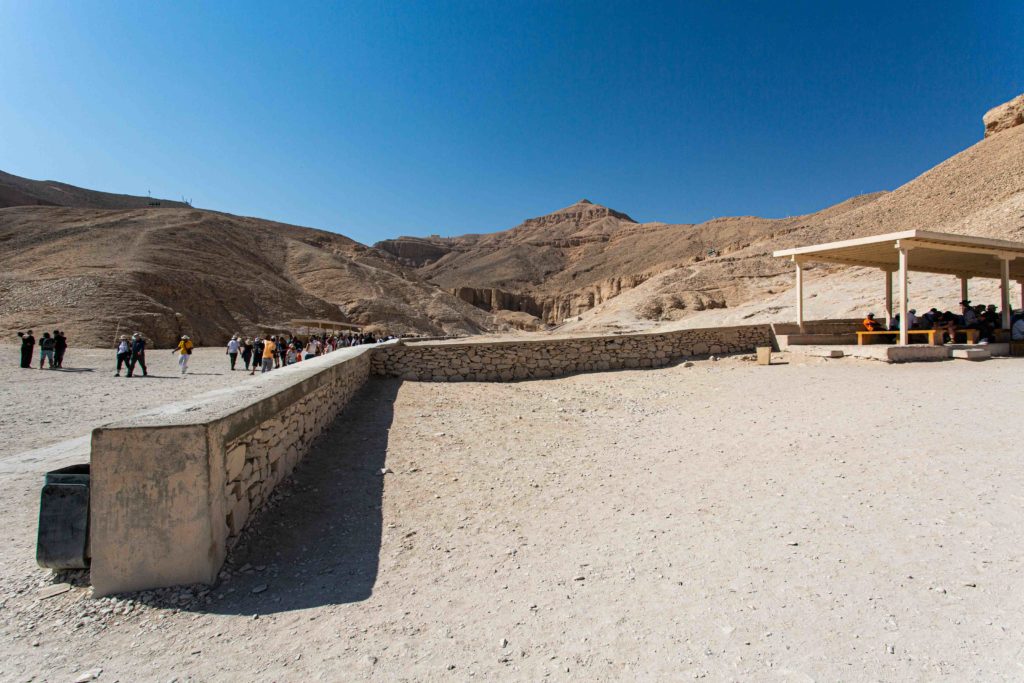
[2,356,1023,680]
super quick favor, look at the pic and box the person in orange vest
[862,313,884,332]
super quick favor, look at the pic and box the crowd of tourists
[14,328,388,376]
[225,332,385,375]
[15,330,68,369]
[862,300,1024,342]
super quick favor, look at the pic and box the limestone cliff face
[374,236,453,267]
[450,275,653,325]
[983,94,1024,138]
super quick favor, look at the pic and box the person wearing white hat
[173,335,194,375]
[115,334,131,376]
[226,335,240,371]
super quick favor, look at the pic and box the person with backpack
[39,332,56,369]
[16,330,35,368]
[127,332,148,377]
[250,337,265,376]
[173,335,194,375]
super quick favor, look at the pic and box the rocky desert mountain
[0,170,191,210]
[0,184,492,346]
[377,94,1024,332]
[5,95,1021,347]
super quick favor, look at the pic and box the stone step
[951,348,991,361]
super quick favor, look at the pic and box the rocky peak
[521,199,636,230]
[983,94,1024,138]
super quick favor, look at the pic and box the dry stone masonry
[89,325,770,595]
[372,324,771,381]
[219,358,367,548]
[90,348,372,596]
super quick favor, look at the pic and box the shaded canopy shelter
[773,230,1024,345]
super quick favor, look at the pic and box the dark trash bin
[37,464,90,569]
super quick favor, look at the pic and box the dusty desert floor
[0,345,281,459]
[1,352,1023,681]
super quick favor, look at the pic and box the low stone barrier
[371,324,772,381]
[90,345,375,596]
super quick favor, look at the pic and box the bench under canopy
[774,230,1024,345]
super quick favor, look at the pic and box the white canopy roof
[773,230,1024,280]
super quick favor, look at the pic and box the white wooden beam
[898,239,1021,260]
[898,247,909,346]
[884,269,893,328]
[795,260,805,332]
[1001,259,1011,329]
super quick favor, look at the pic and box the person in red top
[862,313,884,331]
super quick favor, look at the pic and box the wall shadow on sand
[197,378,398,615]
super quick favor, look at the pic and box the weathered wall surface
[371,325,771,381]
[90,346,373,596]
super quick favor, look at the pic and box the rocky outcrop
[983,94,1024,138]
[374,236,453,267]
[519,199,636,230]
[449,287,543,317]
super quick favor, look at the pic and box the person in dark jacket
[16,330,34,368]
[53,330,67,368]
[250,337,265,376]
[127,332,148,377]
[241,338,254,371]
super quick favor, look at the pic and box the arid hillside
[378,94,1024,330]
[0,204,492,347]
[0,170,190,210]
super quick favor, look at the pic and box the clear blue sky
[1,2,1022,245]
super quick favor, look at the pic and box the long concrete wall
[89,325,769,595]
[371,324,772,381]
[90,345,374,596]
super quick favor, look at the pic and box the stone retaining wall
[371,325,772,381]
[90,346,374,596]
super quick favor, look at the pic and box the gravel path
[1,354,1023,680]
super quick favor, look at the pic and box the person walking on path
[16,330,35,368]
[39,333,56,370]
[173,335,194,375]
[115,335,132,376]
[241,337,254,371]
[261,336,277,373]
[250,337,264,376]
[226,336,240,371]
[53,330,67,368]
[127,332,148,377]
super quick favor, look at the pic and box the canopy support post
[898,247,909,346]
[794,258,805,332]
[960,276,969,305]
[1000,258,1012,329]
[884,270,893,328]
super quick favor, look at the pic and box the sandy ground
[0,345,266,459]
[1,353,1023,680]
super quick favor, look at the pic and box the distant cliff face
[374,236,453,267]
